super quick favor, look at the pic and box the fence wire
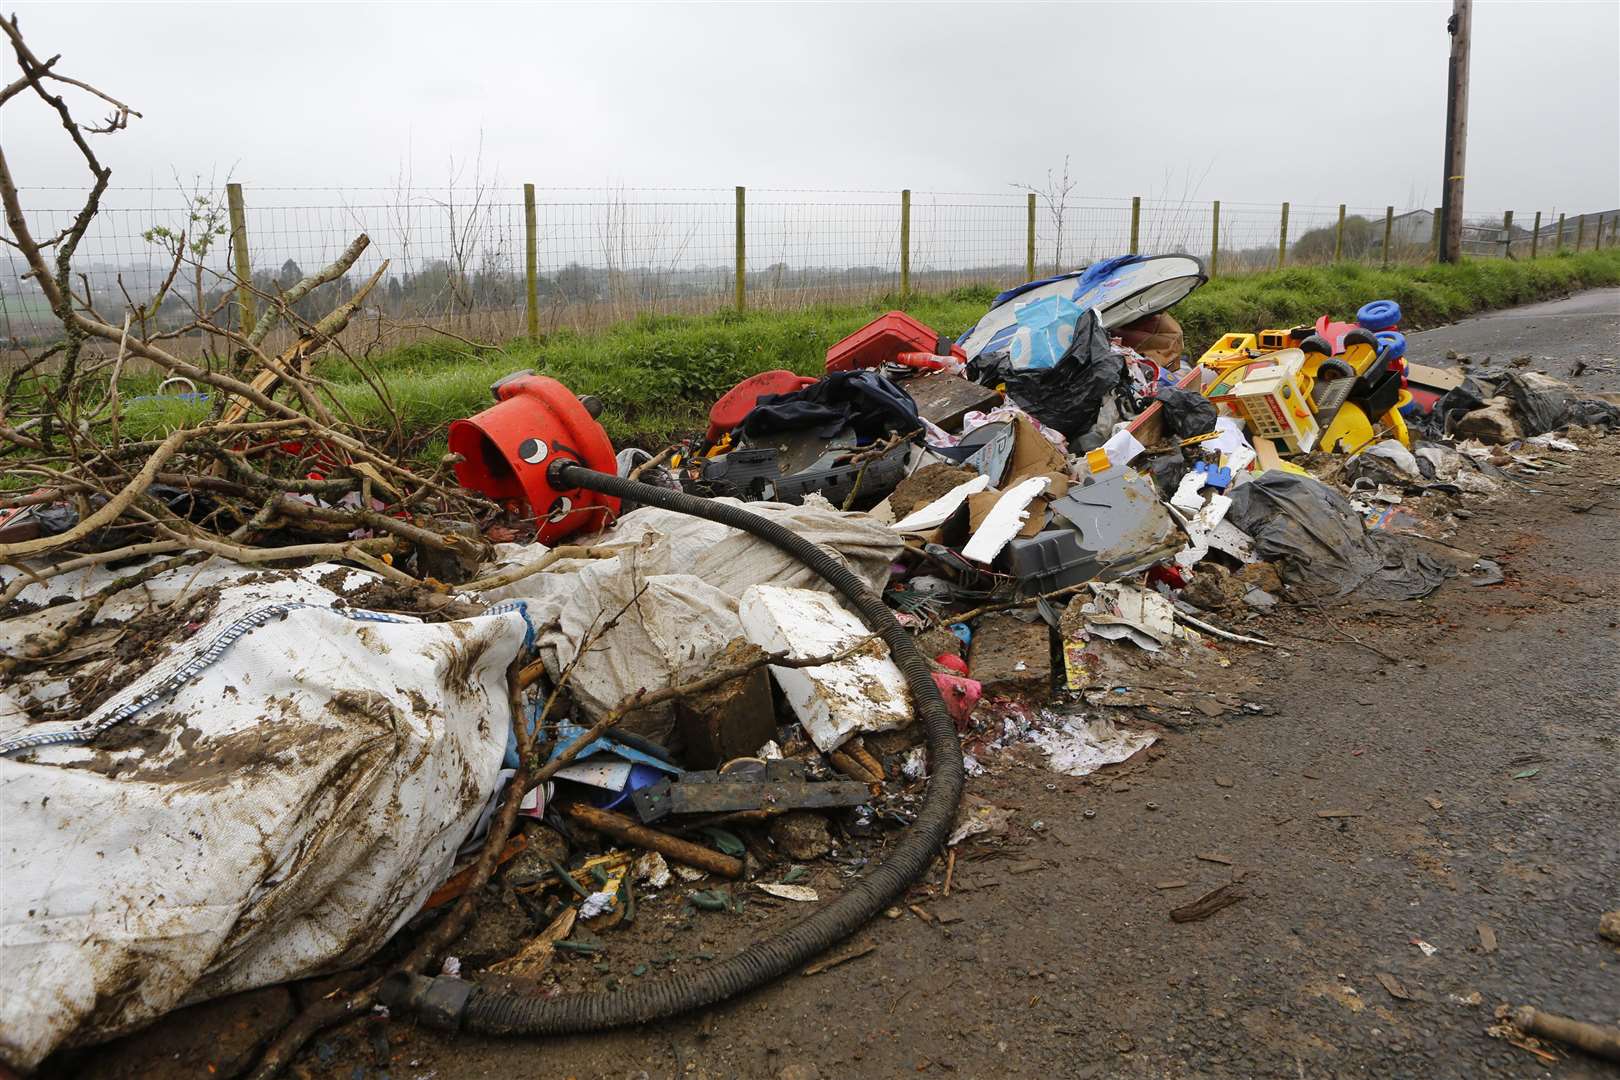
[2,186,1614,354]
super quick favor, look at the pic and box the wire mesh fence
[3,184,1615,358]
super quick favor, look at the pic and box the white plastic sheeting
[480,498,902,742]
[0,560,530,1069]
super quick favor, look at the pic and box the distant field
[104,249,1620,453]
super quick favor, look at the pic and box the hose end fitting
[548,457,583,491]
[378,973,473,1031]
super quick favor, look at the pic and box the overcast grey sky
[5,1,1618,213]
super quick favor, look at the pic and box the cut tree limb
[245,233,370,348]
[1511,1006,1620,1063]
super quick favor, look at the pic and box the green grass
[126,250,1620,450]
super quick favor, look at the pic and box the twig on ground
[457,545,616,594]
[1173,610,1275,647]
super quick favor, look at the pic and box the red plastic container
[705,369,817,445]
[449,373,621,544]
[826,311,946,372]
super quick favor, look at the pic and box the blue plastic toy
[1194,460,1233,491]
[1356,299,1402,331]
[1374,330,1407,361]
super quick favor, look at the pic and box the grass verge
[122,250,1620,449]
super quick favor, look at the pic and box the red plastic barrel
[448,374,621,544]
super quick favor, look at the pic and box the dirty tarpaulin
[1225,472,1451,601]
[0,560,531,1069]
[477,497,903,744]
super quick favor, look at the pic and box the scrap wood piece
[847,739,886,782]
[1316,809,1364,819]
[1510,1005,1620,1064]
[802,941,877,976]
[1169,881,1249,923]
[1477,923,1498,953]
[422,834,527,911]
[1196,852,1234,866]
[822,751,887,786]
[563,802,743,879]
[632,772,871,823]
[487,906,577,979]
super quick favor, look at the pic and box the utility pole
[1439,0,1472,262]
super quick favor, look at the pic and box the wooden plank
[1405,363,1464,393]
[633,777,872,823]
[904,372,1002,432]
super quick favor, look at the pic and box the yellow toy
[1195,326,1310,368]
[1199,326,1411,453]
[1229,350,1320,453]
[1302,330,1411,451]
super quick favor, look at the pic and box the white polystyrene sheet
[737,584,911,753]
[890,475,990,533]
[0,559,529,1069]
[961,476,1050,564]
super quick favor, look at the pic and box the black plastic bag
[1433,376,1492,435]
[34,484,215,553]
[1152,386,1218,439]
[1499,372,1573,436]
[1144,451,1191,501]
[1226,472,1450,601]
[1499,371,1619,434]
[1562,397,1620,429]
[970,309,1128,444]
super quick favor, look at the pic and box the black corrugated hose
[380,462,965,1036]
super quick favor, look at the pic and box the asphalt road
[1406,287,1620,392]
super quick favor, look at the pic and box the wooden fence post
[1209,200,1220,277]
[1501,210,1513,259]
[1556,212,1566,252]
[1574,213,1586,251]
[1129,196,1141,255]
[1277,202,1289,268]
[1430,207,1442,261]
[225,182,254,336]
[1025,193,1036,281]
[1530,211,1541,259]
[1334,204,1346,262]
[523,183,538,339]
[899,189,911,302]
[1382,206,1393,268]
[1609,213,1619,249]
[735,186,746,312]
